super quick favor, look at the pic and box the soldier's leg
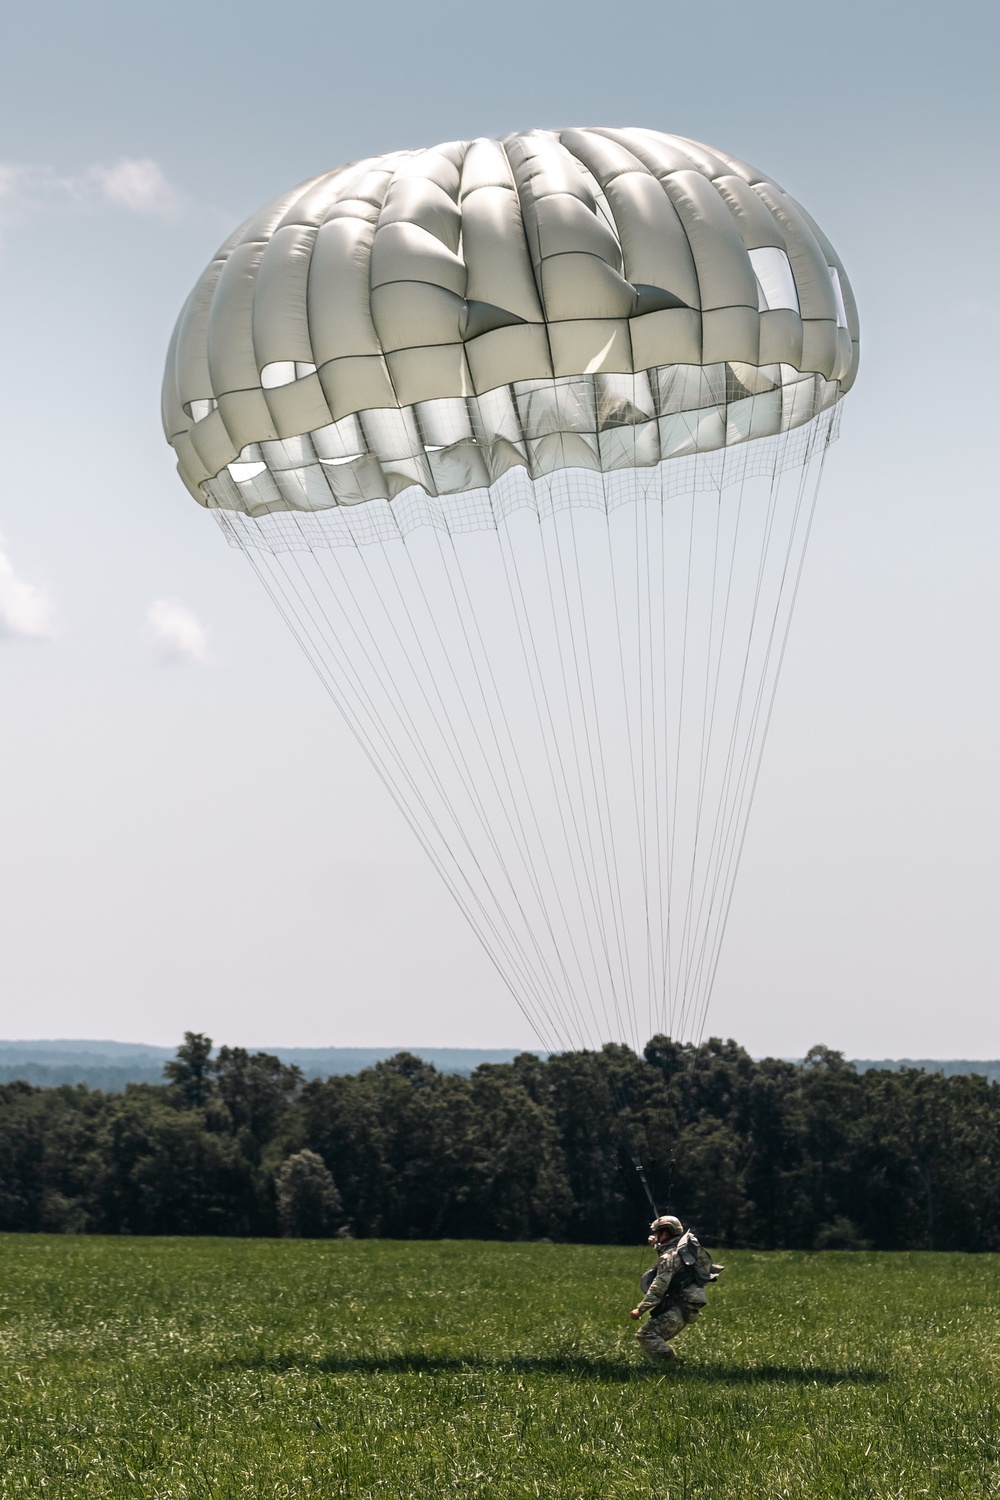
[636,1305,685,1361]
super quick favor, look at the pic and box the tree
[3,1032,1000,1249]
[546,1048,643,1243]
[0,1081,101,1233]
[164,1033,215,1108]
[464,1063,573,1239]
[671,1115,747,1244]
[212,1047,302,1156]
[275,1150,344,1237]
[94,1089,257,1234]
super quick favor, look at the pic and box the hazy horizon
[3,1038,1000,1070]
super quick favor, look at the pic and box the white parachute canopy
[162,128,858,1054]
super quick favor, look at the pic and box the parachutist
[631,1214,723,1362]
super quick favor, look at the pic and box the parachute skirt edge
[215,405,839,555]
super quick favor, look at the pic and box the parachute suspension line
[653,476,670,1039]
[239,544,558,1047]
[631,469,663,1045]
[693,436,832,1043]
[549,501,641,1055]
[621,422,831,1045]
[656,471,695,1036]
[341,534,611,1050]
[380,529,592,1050]
[629,466,696,1209]
[424,520,603,1051]
[664,477,700,1036]
[668,474,722,1038]
[467,506,622,1055]
[610,491,654,1058]
[293,541,564,1037]
[670,458,786,1043]
[540,478,675,1194]
[500,505,628,1049]
[691,467,751,920]
[628,479,654,1043]
[675,467,728,1021]
[685,450,797,1038]
[672,459,750,1040]
[492,507,622,1050]
[534,508,626,1045]
[491,498,663,1219]
[350,534,599,1050]
[545,503,659,1170]
[263,545,565,1052]
[640,465,669,1041]
[598,468,659,1054]
[530,499,640,1053]
[644,469,669,1043]
[247,540,563,1053]
[488,484,658,1177]
[542,500,638,1053]
[681,451,815,1027]
[223,409,837,1067]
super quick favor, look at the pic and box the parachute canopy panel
[162,128,859,517]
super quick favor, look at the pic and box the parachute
[162,128,858,1058]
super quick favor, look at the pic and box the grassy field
[0,1236,997,1498]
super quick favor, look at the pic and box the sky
[0,0,997,1058]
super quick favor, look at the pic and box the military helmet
[650,1214,683,1238]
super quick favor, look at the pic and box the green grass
[0,1237,997,1498]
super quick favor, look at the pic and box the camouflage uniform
[635,1231,720,1361]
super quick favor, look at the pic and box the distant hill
[0,1042,542,1090]
[0,1041,172,1091]
[852,1058,1000,1085]
[1,1042,998,1091]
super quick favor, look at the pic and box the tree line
[0,1033,997,1249]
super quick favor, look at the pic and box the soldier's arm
[636,1249,680,1313]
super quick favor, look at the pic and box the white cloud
[0,163,33,214]
[0,156,183,239]
[0,540,54,639]
[147,599,208,663]
[0,163,59,237]
[89,158,181,217]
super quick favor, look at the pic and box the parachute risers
[630,1155,658,1218]
[162,127,857,1057]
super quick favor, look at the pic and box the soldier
[630,1214,723,1361]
